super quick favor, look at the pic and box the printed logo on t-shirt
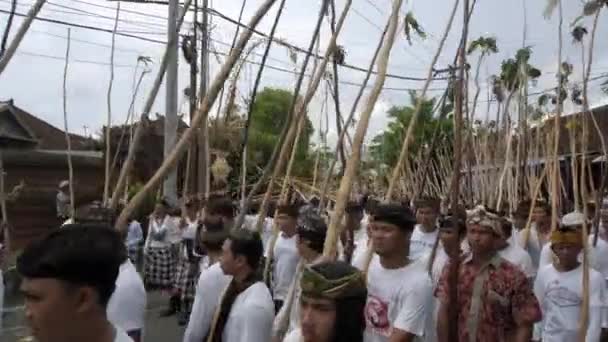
[364,294,391,336]
[546,280,581,308]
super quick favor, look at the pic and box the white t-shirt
[107,260,146,333]
[222,282,275,342]
[113,325,134,342]
[364,257,432,342]
[498,242,535,278]
[419,248,449,342]
[351,227,369,264]
[182,218,199,240]
[272,233,300,301]
[282,328,303,342]
[516,224,550,271]
[183,263,232,342]
[588,235,608,285]
[533,264,606,341]
[408,224,438,261]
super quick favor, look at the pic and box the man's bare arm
[436,302,450,342]
[389,329,416,342]
[512,324,533,342]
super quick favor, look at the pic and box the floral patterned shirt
[435,253,542,342]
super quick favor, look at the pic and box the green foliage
[467,36,498,56]
[368,91,453,168]
[248,87,314,177]
[495,47,542,96]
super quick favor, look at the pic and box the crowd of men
[3,191,608,342]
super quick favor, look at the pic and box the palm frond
[404,12,426,45]
[571,25,588,43]
[584,0,604,16]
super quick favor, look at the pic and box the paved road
[2,291,185,342]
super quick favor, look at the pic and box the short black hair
[370,203,416,233]
[207,196,235,218]
[228,229,263,270]
[200,228,229,252]
[17,224,124,308]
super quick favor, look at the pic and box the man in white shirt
[56,180,71,221]
[283,261,368,342]
[517,200,552,270]
[364,203,432,342]
[125,218,143,267]
[496,217,535,279]
[183,228,230,342]
[205,229,274,342]
[533,212,607,341]
[107,249,146,342]
[272,207,327,341]
[409,197,440,260]
[271,204,301,313]
[17,224,132,342]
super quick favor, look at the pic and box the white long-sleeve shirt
[221,282,275,342]
[183,263,232,342]
[125,220,143,249]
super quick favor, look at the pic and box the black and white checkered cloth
[144,245,176,289]
[174,258,199,302]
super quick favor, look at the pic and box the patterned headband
[466,206,502,236]
[300,265,366,300]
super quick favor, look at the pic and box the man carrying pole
[436,207,541,342]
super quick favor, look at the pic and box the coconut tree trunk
[104,3,120,206]
[0,0,46,76]
[318,20,389,211]
[109,0,193,211]
[323,0,403,258]
[62,29,75,220]
[385,0,461,202]
[115,0,276,230]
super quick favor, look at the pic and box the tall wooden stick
[385,0,461,201]
[0,0,46,76]
[323,0,403,258]
[104,2,120,206]
[116,0,277,231]
[109,0,193,211]
[62,28,74,220]
[550,0,564,233]
[318,20,389,212]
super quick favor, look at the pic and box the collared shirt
[435,253,541,342]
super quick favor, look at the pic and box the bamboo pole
[62,28,75,220]
[0,0,46,76]
[116,0,277,231]
[318,21,389,212]
[385,0,461,201]
[0,150,9,271]
[254,0,351,234]
[550,0,564,233]
[237,0,288,210]
[109,0,193,211]
[103,3,120,206]
[323,0,403,258]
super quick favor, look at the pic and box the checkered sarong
[144,245,176,289]
[174,258,199,301]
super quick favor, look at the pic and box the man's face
[153,204,166,217]
[370,221,408,257]
[21,278,80,342]
[276,213,297,235]
[439,228,461,257]
[552,242,582,268]
[416,207,438,228]
[220,239,238,276]
[532,207,549,227]
[300,295,336,342]
[467,224,497,256]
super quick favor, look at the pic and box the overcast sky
[0,0,607,148]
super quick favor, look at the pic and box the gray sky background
[0,0,607,148]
